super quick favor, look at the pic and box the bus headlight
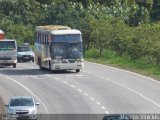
[52,60,59,64]
[77,59,83,63]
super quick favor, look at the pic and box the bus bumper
[51,63,84,70]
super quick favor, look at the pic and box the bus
[0,39,17,68]
[35,25,84,72]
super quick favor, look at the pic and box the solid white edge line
[5,76,49,113]
[85,61,160,84]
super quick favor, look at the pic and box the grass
[84,49,160,81]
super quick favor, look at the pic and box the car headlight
[8,109,15,114]
[31,109,37,114]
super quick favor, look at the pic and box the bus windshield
[50,43,68,59]
[69,43,82,59]
[0,41,16,51]
[50,42,82,59]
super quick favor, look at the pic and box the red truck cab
[0,30,5,39]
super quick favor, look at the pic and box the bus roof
[36,25,71,32]
[51,29,81,35]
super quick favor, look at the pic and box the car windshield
[0,41,16,51]
[18,46,31,52]
[10,98,34,107]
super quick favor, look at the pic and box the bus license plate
[24,57,29,59]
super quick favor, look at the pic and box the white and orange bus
[34,25,84,72]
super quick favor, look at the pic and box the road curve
[0,61,160,117]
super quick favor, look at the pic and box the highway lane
[0,63,105,114]
[0,61,160,116]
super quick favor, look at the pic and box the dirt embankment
[0,97,4,120]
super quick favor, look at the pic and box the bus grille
[68,60,75,63]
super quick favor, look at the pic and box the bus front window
[50,43,68,59]
[69,43,82,59]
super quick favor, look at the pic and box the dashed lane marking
[83,93,89,96]
[77,89,83,92]
[63,81,68,85]
[96,101,101,105]
[70,84,76,88]
[86,71,160,108]
[90,97,95,101]
[43,74,109,114]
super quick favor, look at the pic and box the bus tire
[76,69,80,73]
[13,64,16,68]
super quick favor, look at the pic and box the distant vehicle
[0,39,17,68]
[35,25,84,73]
[22,43,30,47]
[5,96,39,120]
[17,45,34,62]
[0,30,5,39]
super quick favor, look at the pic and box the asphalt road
[0,61,160,119]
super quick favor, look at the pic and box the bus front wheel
[76,69,80,73]
[13,64,16,68]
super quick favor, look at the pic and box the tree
[151,0,160,21]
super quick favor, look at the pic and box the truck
[0,30,5,39]
[35,25,84,72]
[0,39,17,68]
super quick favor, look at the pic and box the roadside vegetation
[85,49,160,80]
[0,0,160,79]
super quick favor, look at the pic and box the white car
[5,96,39,120]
